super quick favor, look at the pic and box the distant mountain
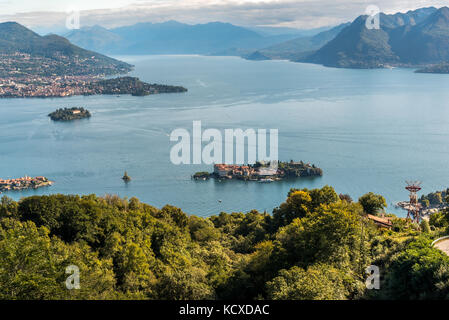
[392,7,449,64]
[0,22,132,77]
[303,7,449,68]
[207,47,255,57]
[62,25,123,54]
[65,21,313,55]
[247,26,332,37]
[304,15,400,68]
[244,51,271,61]
[249,23,350,61]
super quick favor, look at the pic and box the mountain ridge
[303,7,449,68]
[247,22,351,61]
[0,21,132,77]
[65,21,322,55]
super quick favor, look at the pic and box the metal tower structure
[404,181,422,223]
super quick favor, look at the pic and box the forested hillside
[1,186,449,300]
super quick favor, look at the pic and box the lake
[1,55,449,217]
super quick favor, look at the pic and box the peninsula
[0,176,53,192]
[0,23,187,98]
[193,161,323,182]
[0,76,187,98]
[48,107,91,121]
[416,63,449,74]
[88,77,187,96]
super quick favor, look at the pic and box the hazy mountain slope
[119,21,266,54]
[392,7,449,64]
[64,25,123,54]
[65,21,312,55]
[248,25,331,37]
[304,15,400,68]
[253,23,350,60]
[303,7,449,68]
[0,22,132,76]
[416,62,449,73]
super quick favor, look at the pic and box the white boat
[258,178,274,183]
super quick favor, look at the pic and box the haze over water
[1,55,449,217]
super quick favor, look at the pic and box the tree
[0,218,116,299]
[287,185,339,211]
[188,216,220,242]
[272,191,312,229]
[0,196,18,219]
[420,220,431,233]
[429,211,448,229]
[154,267,215,300]
[266,264,349,300]
[276,201,370,277]
[429,192,443,206]
[220,240,281,299]
[358,192,387,215]
[375,237,449,300]
[157,205,189,231]
[339,194,353,203]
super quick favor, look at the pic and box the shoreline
[193,162,323,182]
[0,76,187,99]
[0,176,53,193]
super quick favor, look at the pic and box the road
[435,239,449,255]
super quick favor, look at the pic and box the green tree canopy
[266,264,349,300]
[358,192,387,215]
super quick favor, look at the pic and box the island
[48,107,91,121]
[193,161,323,181]
[416,63,449,74]
[192,172,211,180]
[122,171,132,182]
[0,176,53,192]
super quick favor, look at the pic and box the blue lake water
[1,55,449,217]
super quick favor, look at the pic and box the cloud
[0,0,448,31]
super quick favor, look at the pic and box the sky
[0,0,448,30]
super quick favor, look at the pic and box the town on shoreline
[0,76,187,98]
[193,161,323,182]
[0,176,53,192]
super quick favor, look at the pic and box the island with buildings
[48,107,91,121]
[193,161,323,182]
[0,176,53,192]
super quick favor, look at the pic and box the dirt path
[435,239,449,255]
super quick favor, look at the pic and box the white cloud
[0,0,448,30]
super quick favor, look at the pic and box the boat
[258,178,274,183]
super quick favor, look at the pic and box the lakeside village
[193,161,323,182]
[0,76,187,98]
[0,176,52,193]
